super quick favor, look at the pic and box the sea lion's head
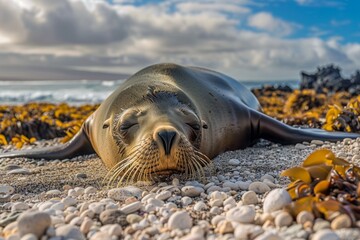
[104,86,210,183]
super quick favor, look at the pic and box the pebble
[275,211,293,227]
[126,214,142,224]
[248,182,270,194]
[84,186,97,194]
[107,186,143,201]
[311,140,324,145]
[156,191,172,201]
[295,143,307,149]
[312,229,340,240]
[56,225,85,240]
[181,186,204,197]
[7,168,31,175]
[75,173,87,179]
[20,233,37,240]
[234,224,264,239]
[11,202,29,212]
[242,191,258,205]
[313,219,331,231]
[181,196,192,206]
[226,206,256,224]
[46,189,62,196]
[228,159,240,166]
[263,188,292,213]
[331,214,351,230]
[193,201,207,211]
[296,211,314,224]
[80,218,93,234]
[216,220,234,234]
[17,210,51,237]
[120,201,142,214]
[99,209,127,226]
[168,211,192,230]
[260,174,275,182]
[0,184,15,195]
[62,196,77,207]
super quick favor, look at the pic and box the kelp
[281,149,360,224]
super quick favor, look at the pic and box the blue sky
[0,0,359,80]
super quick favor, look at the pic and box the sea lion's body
[2,64,360,178]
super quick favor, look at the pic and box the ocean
[0,79,299,105]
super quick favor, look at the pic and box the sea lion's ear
[103,118,111,129]
[202,120,208,129]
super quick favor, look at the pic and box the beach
[1,83,360,239]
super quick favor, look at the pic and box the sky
[0,0,359,81]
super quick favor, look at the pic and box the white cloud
[0,0,358,81]
[247,12,301,36]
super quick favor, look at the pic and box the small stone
[296,211,314,224]
[331,214,351,230]
[84,186,97,194]
[76,173,87,179]
[263,188,292,213]
[156,191,172,201]
[80,217,93,234]
[3,164,22,171]
[20,233,37,240]
[312,229,340,240]
[45,189,62,196]
[17,210,51,238]
[108,186,143,201]
[248,182,270,194]
[120,201,142,214]
[62,196,77,207]
[126,214,142,224]
[226,206,256,224]
[295,143,307,149]
[234,224,264,239]
[216,220,234,234]
[172,178,180,186]
[206,185,221,193]
[7,168,31,175]
[223,181,239,190]
[181,197,192,206]
[209,199,223,207]
[242,191,258,205]
[89,231,111,240]
[237,181,250,190]
[168,211,192,230]
[56,225,85,240]
[275,211,293,227]
[193,201,207,211]
[99,209,127,226]
[10,202,28,212]
[260,174,275,182]
[311,140,324,145]
[228,159,240,166]
[0,184,15,195]
[51,202,65,211]
[254,231,281,240]
[181,186,204,197]
[101,224,123,236]
[313,219,331,231]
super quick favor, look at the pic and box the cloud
[330,19,351,27]
[0,0,358,81]
[295,0,345,7]
[247,12,301,36]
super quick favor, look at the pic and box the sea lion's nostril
[158,130,176,155]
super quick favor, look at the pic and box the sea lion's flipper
[0,127,96,160]
[250,110,360,144]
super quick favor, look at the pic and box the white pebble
[296,211,314,224]
[181,186,204,197]
[18,210,51,238]
[107,186,143,201]
[62,197,77,207]
[11,202,29,212]
[193,201,207,211]
[228,159,240,166]
[156,191,172,201]
[275,212,293,227]
[263,188,291,213]
[120,201,142,214]
[248,182,270,194]
[168,211,193,230]
[181,197,193,206]
[0,184,15,195]
[226,206,256,224]
[242,191,258,205]
[84,186,97,194]
[312,229,340,240]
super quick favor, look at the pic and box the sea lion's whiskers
[191,156,205,179]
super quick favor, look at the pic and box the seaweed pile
[282,149,360,223]
[0,103,98,148]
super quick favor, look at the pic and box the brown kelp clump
[0,103,98,148]
[281,149,360,223]
[323,96,360,133]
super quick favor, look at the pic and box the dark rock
[99,209,128,226]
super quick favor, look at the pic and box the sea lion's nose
[158,130,177,155]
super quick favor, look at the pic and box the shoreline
[1,138,360,239]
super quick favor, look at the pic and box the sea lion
[1,63,359,181]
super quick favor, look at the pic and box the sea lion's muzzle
[157,130,177,155]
